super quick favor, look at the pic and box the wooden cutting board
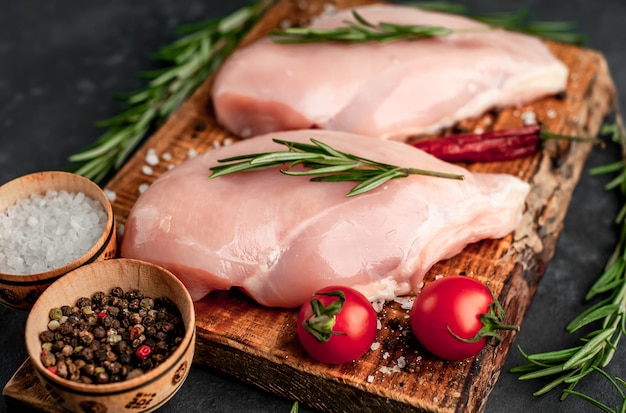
[3,0,617,412]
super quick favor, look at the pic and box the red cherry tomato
[297,286,377,364]
[410,275,518,361]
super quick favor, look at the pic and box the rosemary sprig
[511,122,626,401]
[209,138,464,197]
[271,3,585,45]
[411,2,586,45]
[68,0,274,182]
[270,10,460,44]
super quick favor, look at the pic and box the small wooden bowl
[25,258,196,413]
[0,171,117,310]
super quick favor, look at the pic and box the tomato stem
[302,290,347,342]
[447,282,519,346]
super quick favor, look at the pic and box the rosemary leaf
[563,389,616,413]
[347,168,406,197]
[566,304,621,333]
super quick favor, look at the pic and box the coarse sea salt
[0,190,107,275]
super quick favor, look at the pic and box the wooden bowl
[0,171,117,310]
[24,258,196,413]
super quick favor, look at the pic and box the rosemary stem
[404,167,465,180]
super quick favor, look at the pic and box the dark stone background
[1,1,625,412]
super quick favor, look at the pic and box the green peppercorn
[140,298,154,310]
[49,307,63,321]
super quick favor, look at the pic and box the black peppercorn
[39,330,55,343]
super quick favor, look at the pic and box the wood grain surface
[3,0,617,412]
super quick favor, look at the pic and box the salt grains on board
[0,190,108,274]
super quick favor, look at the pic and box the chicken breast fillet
[120,130,530,308]
[212,4,568,140]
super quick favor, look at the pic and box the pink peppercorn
[135,345,152,360]
[98,311,107,321]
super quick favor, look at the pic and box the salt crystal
[161,152,172,161]
[371,298,385,313]
[213,141,222,150]
[138,183,150,194]
[141,165,153,176]
[145,148,159,166]
[223,138,234,146]
[397,356,406,369]
[104,189,116,203]
[370,342,381,351]
[367,375,374,383]
[187,148,198,159]
[521,110,537,125]
[0,190,107,274]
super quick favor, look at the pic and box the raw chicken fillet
[120,130,530,308]
[212,4,568,140]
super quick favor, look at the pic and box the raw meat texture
[120,130,530,308]
[212,4,568,140]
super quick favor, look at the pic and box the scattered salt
[213,140,222,150]
[546,109,557,119]
[371,298,385,313]
[138,183,150,194]
[521,110,537,125]
[141,165,153,176]
[161,152,172,162]
[145,148,159,166]
[367,375,374,383]
[104,189,116,203]
[397,356,406,369]
[370,342,381,351]
[0,190,107,274]
[393,296,414,310]
[379,365,402,375]
[187,148,198,159]
[223,138,234,146]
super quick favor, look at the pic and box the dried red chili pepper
[412,124,601,162]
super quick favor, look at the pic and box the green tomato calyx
[303,290,347,343]
[447,282,520,347]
